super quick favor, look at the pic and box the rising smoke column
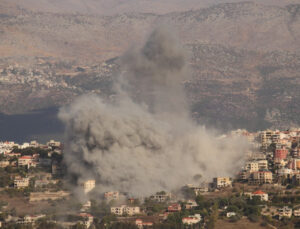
[59,27,248,197]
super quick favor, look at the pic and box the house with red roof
[18,156,33,167]
[251,190,268,201]
[167,203,181,212]
[182,214,201,225]
[135,219,153,229]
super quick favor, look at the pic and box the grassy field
[215,218,271,229]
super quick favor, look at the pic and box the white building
[277,168,293,177]
[250,190,268,201]
[111,205,140,216]
[14,177,30,188]
[226,212,236,217]
[18,156,34,167]
[278,206,292,218]
[182,214,201,225]
[294,208,300,217]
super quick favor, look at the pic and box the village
[0,128,300,228]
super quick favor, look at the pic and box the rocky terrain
[0,1,300,131]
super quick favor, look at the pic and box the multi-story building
[14,177,29,188]
[80,180,95,194]
[278,206,292,218]
[257,160,268,170]
[274,147,289,161]
[260,130,273,150]
[150,192,172,202]
[111,205,140,216]
[104,191,119,201]
[213,177,232,188]
[245,162,259,172]
[252,171,273,184]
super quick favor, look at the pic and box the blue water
[0,107,64,144]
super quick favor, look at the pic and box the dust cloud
[59,27,248,197]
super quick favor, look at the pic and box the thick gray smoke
[59,27,248,197]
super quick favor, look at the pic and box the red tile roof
[253,190,266,195]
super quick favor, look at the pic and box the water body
[0,107,64,144]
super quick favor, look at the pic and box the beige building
[252,171,272,184]
[150,193,172,202]
[294,208,300,217]
[257,160,268,170]
[80,179,95,194]
[14,177,29,188]
[278,206,292,218]
[0,160,9,168]
[104,191,119,201]
[246,162,259,172]
[111,205,140,216]
[213,177,232,188]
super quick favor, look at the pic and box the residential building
[185,200,198,210]
[23,215,45,223]
[278,206,292,218]
[14,177,29,188]
[79,179,95,194]
[18,156,33,167]
[0,160,9,168]
[150,192,171,202]
[104,191,119,201]
[246,162,259,172]
[277,168,293,177]
[274,148,289,161]
[135,219,153,229]
[257,160,268,170]
[252,171,272,184]
[182,214,201,225]
[78,213,93,228]
[111,205,140,216]
[226,212,236,217]
[213,177,232,188]
[168,203,181,212]
[294,208,300,217]
[251,190,268,201]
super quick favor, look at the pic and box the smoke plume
[59,27,248,197]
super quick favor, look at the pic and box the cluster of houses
[0,140,63,189]
[0,140,61,154]
[237,129,300,185]
[1,129,300,228]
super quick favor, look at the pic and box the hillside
[0,1,300,130]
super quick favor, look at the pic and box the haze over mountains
[0,0,300,132]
